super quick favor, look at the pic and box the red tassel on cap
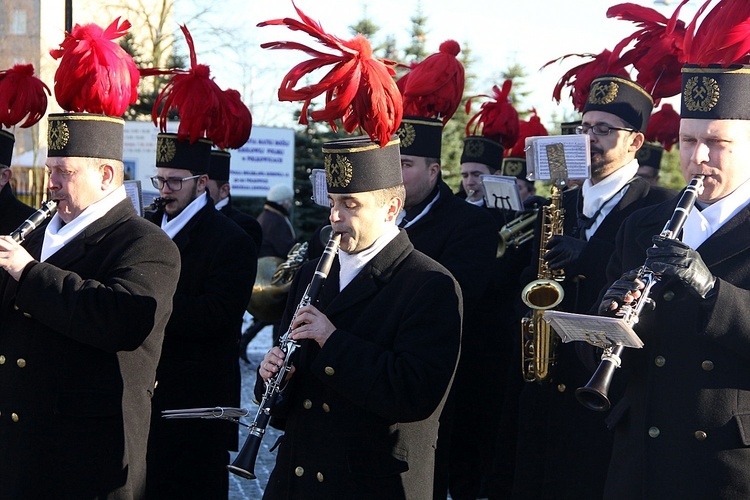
[645,103,680,151]
[544,50,629,112]
[465,80,519,149]
[49,18,139,116]
[0,64,50,128]
[150,25,224,143]
[684,0,750,66]
[508,109,548,158]
[209,89,253,150]
[258,1,402,147]
[400,40,464,125]
[607,1,689,100]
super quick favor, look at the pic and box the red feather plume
[400,40,464,124]
[258,2,402,147]
[645,103,680,151]
[543,49,629,112]
[508,109,548,157]
[150,25,224,143]
[208,89,253,150]
[465,80,519,149]
[684,0,750,66]
[49,18,139,116]
[0,64,50,128]
[607,1,690,99]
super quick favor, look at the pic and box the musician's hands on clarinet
[545,234,586,270]
[0,236,34,281]
[289,304,336,347]
[646,235,717,299]
[259,346,292,383]
[598,269,644,315]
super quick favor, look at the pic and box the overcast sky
[178,0,696,130]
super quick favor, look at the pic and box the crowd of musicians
[3,1,750,499]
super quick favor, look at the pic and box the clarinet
[10,200,58,242]
[576,175,705,411]
[227,228,342,479]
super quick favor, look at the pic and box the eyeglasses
[576,124,636,136]
[150,175,200,191]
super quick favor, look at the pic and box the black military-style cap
[583,75,654,132]
[0,129,13,167]
[681,64,750,120]
[560,120,582,136]
[208,149,231,181]
[501,156,528,180]
[155,133,212,174]
[636,142,663,170]
[322,135,402,194]
[47,113,124,161]
[460,136,504,172]
[396,116,443,158]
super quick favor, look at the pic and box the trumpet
[10,200,58,242]
[497,210,537,258]
[227,228,342,479]
[576,175,705,411]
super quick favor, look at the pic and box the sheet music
[526,135,591,181]
[543,310,644,349]
[124,180,144,217]
[480,175,523,211]
[309,169,329,207]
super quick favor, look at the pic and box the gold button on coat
[701,360,714,371]
[16,359,26,368]
[648,426,660,438]
[322,403,330,413]
[0,355,5,365]
[303,399,312,410]
[295,466,304,477]
[22,312,31,318]
[557,384,566,393]
[11,413,19,423]
[695,430,708,441]
[324,367,335,376]
[654,356,666,367]
[317,472,324,482]
[663,290,675,301]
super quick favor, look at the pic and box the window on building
[11,10,27,35]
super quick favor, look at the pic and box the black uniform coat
[512,177,673,499]
[257,202,296,259]
[258,229,462,500]
[0,182,35,235]
[146,195,256,497]
[0,198,180,499]
[603,195,750,499]
[220,194,263,250]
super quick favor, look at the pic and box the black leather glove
[598,268,642,316]
[645,235,716,299]
[522,195,548,212]
[544,235,586,270]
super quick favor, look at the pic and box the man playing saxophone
[257,135,461,499]
[506,75,673,499]
[596,59,750,499]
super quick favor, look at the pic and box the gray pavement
[228,324,280,500]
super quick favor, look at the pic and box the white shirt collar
[41,185,127,262]
[160,192,209,240]
[682,176,750,248]
[338,224,400,291]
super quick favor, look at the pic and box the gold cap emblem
[465,140,485,158]
[588,81,619,105]
[684,76,720,112]
[397,122,416,148]
[48,122,70,151]
[503,159,524,177]
[156,136,177,163]
[325,154,353,188]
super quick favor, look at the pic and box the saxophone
[520,183,565,382]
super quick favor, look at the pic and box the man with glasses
[145,132,257,499]
[510,75,673,499]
